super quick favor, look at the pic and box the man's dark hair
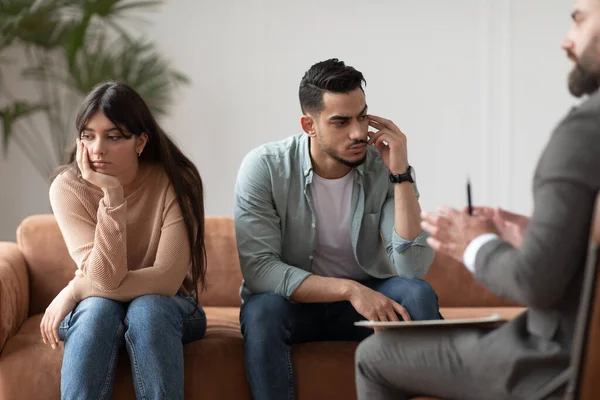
[299,58,366,115]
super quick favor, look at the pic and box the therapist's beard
[568,36,600,97]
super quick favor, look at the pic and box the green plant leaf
[21,64,67,83]
[80,0,160,17]
[66,35,188,118]
[82,0,162,48]
[0,0,77,49]
[0,101,46,156]
[0,0,184,179]
[65,14,92,69]
[0,0,36,19]
[109,0,161,14]
[0,109,11,155]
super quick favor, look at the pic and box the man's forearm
[290,275,356,303]
[394,183,422,240]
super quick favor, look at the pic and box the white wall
[0,0,576,241]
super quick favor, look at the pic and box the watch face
[410,166,416,182]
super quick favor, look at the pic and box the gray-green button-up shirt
[234,133,434,301]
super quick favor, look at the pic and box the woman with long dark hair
[40,81,207,399]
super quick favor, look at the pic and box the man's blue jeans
[240,277,440,400]
[58,294,206,400]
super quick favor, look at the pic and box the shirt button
[309,255,314,260]
[311,223,316,228]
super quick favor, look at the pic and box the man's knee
[405,279,437,303]
[240,293,293,339]
[386,278,439,320]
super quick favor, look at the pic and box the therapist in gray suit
[355,0,600,399]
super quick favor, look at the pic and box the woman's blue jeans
[58,294,206,400]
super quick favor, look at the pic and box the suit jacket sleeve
[474,103,600,308]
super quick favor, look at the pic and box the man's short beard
[317,137,367,168]
[568,36,600,97]
[328,152,367,168]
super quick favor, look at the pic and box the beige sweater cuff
[69,275,92,302]
[102,186,124,208]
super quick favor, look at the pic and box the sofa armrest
[0,242,30,352]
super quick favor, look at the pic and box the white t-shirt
[309,170,371,280]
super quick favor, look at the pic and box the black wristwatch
[389,165,415,184]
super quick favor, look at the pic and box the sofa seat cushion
[0,306,525,400]
[0,309,356,399]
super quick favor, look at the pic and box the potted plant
[0,0,188,179]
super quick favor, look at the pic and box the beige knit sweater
[50,164,193,302]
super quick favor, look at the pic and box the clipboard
[354,313,505,328]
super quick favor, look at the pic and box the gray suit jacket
[471,90,600,398]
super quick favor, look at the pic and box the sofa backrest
[17,215,245,314]
[16,215,517,316]
[424,251,520,307]
[196,217,243,307]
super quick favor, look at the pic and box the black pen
[467,178,473,216]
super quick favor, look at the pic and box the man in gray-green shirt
[234,58,440,400]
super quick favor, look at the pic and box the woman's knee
[126,294,181,332]
[64,297,126,341]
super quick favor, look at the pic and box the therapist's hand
[470,206,529,248]
[421,206,499,263]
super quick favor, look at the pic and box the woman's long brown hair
[59,81,206,297]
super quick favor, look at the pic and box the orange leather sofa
[0,215,525,399]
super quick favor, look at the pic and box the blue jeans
[58,294,206,400]
[240,277,440,400]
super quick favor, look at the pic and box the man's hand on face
[420,206,499,263]
[367,115,409,174]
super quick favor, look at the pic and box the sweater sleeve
[70,185,192,302]
[49,173,129,296]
